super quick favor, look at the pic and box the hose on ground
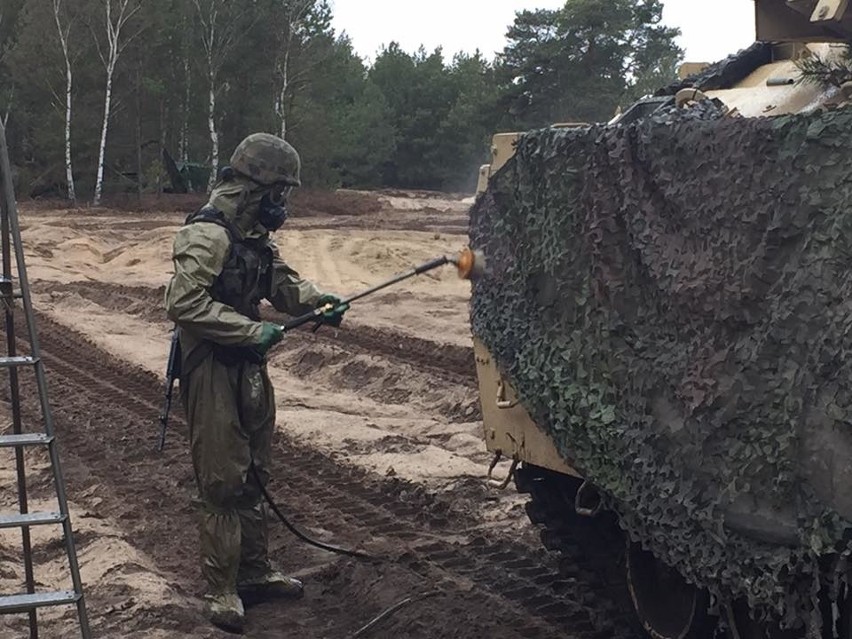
[253,462,442,638]
[251,462,376,561]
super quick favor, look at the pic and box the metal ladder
[0,123,91,637]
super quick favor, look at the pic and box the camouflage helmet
[229,133,301,187]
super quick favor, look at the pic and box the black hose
[250,462,375,561]
[252,463,442,638]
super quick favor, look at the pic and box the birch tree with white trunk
[273,0,312,140]
[92,0,140,206]
[272,0,330,140]
[52,0,77,204]
[191,0,254,191]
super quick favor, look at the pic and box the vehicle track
[514,464,644,638]
[3,311,639,638]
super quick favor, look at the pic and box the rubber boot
[236,502,304,604]
[237,569,305,604]
[204,591,245,634]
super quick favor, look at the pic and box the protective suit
[164,133,345,633]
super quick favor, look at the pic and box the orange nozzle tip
[456,248,475,280]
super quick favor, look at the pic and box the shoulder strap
[184,205,241,243]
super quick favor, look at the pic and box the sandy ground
[18,191,500,487]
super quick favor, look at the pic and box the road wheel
[626,540,715,639]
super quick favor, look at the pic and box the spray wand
[158,247,485,448]
[277,246,486,334]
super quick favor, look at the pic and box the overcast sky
[329,0,757,65]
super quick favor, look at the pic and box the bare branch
[48,81,62,108]
[119,23,146,55]
[1,88,13,127]
[88,21,108,68]
[192,0,259,78]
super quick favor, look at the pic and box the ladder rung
[0,433,53,448]
[0,356,37,368]
[0,511,66,529]
[0,591,80,613]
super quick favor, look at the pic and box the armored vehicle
[470,2,852,637]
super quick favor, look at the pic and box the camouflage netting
[655,41,773,96]
[469,103,852,631]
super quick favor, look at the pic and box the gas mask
[257,184,292,232]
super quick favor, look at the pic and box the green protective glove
[255,322,284,355]
[316,293,349,328]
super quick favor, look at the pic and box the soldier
[164,133,347,633]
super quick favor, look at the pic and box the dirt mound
[17,189,382,218]
[19,193,207,214]
[372,188,472,201]
[290,189,381,217]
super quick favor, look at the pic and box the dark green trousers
[182,351,276,595]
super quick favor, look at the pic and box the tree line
[0,0,683,202]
